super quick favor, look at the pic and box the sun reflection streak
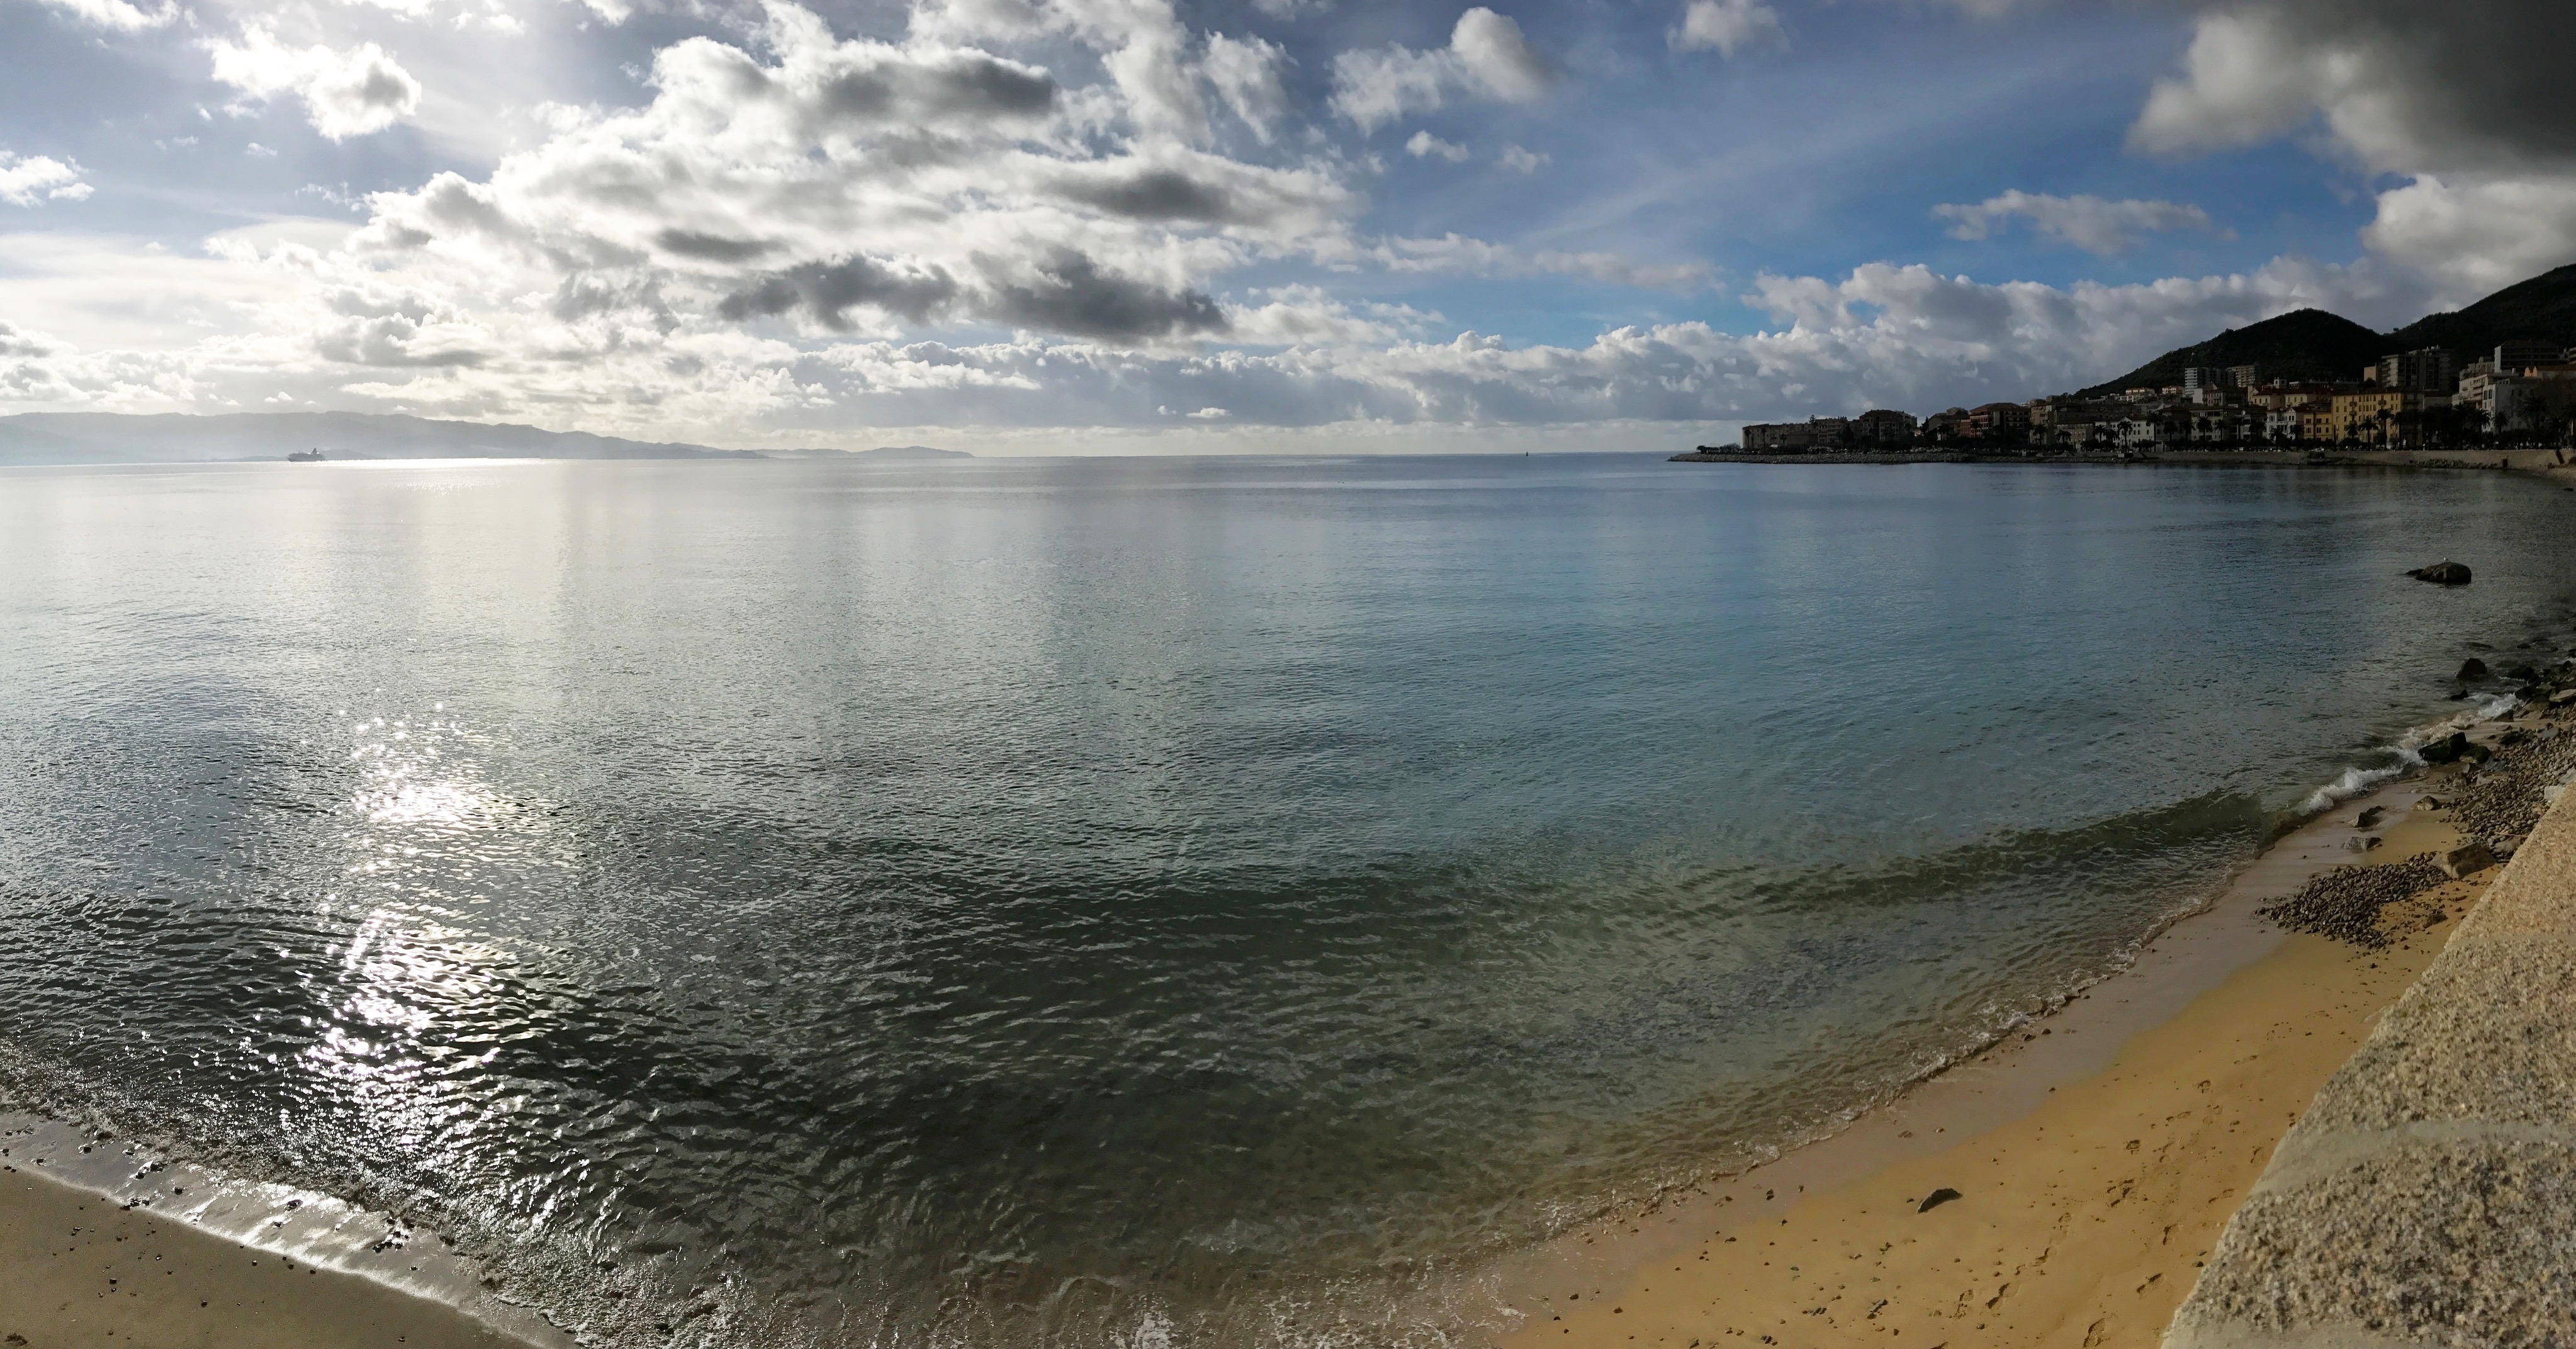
[295,707,565,1175]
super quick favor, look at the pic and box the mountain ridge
[2074,261,2576,398]
[2078,308,2390,396]
[0,410,762,466]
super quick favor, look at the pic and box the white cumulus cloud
[206,26,425,141]
[31,0,174,30]
[0,153,93,206]
[2363,174,2576,298]
[1405,131,1470,162]
[1670,0,1785,57]
[1329,8,1551,132]
[1201,33,1290,142]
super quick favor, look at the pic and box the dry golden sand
[1499,791,2487,1349]
[0,1165,526,1348]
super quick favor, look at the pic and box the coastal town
[1715,340,2576,454]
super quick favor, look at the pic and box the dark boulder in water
[2509,664,2540,682]
[2356,806,2386,828]
[2409,560,2472,585]
[2459,658,2490,681]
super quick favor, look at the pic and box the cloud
[0,208,2432,445]
[1364,233,1714,290]
[1329,8,1551,132]
[1498,144,1548,174]
[2128,0,2576,302]
[714,249,1224,341]
[2362,174,2576,298]
[1201,33,1290,142]
[906,0,1237,143]
[334,5,1352,348]
[1406,131,1470,162]
[31,0,174,30]
[716,256,962,329]
[1670,0,1785,57]
[206,26,425,140]
[985,251,1229,339]
[0,154,93,206]
[1933,190,2218,255]
[2130,1,2576,174]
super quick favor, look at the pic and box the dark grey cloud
[719,251,1226,341]
[811,52,1056,127]
[717,255,960,329]
[313,321,491,368]
[1055,169,1241,223]
[986,252,1229,340]
[655,230,777,262]
[550,273,675,329]
[2155,0,2576,170]
[2305,0,2576,163]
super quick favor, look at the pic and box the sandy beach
[1493,755,2515,1349]
[0,1161,527,1348]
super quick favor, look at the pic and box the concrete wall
[2164,792,2576,1348]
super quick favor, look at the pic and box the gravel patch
[2259,856,2449,949]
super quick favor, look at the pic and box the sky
[0,0,2572,453]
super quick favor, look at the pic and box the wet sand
[0,1160,529,1348]
[1492,776,2493,1349]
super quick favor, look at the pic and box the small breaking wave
[2296,689,2525,816]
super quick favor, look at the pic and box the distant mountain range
[766,444,973,461]
[2079,262,2576,397]
[0,412,977,466]
[0,412,762,466]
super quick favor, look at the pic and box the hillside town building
[1721,337,2576,453]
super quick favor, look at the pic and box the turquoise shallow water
[1,454,2571,1346]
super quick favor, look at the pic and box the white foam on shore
[0,1110,570,1346]
[2296,691,2523,816]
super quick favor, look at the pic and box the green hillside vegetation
[2078,308,2389,396]
[2075,263,2576,399]
[2388,262,2576,358]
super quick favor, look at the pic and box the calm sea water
[3,454,2572,1346]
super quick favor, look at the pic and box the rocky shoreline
[2260,663,2576,950]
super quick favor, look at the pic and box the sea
[2,453,2572,1348]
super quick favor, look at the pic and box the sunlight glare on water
[3,454,2574,1348]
